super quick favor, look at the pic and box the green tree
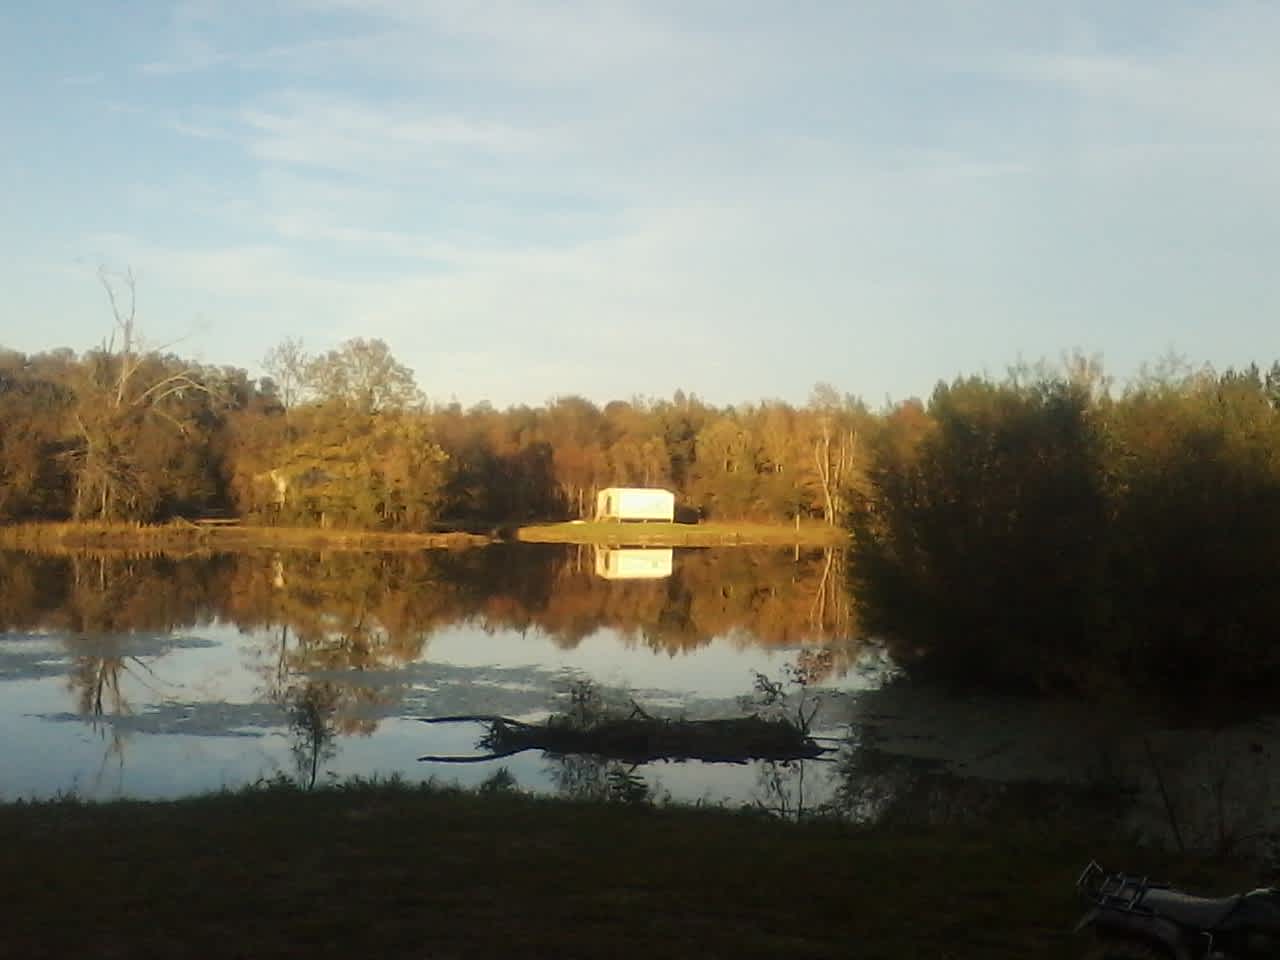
[690,415,760,519]
[852,373,1107,693]
[305,338,419,413]
[1100,368,1280,704]
[264,405,448,529]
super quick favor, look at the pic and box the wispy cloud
[139,51,233,76]
[1010,51,1280,133]
[237,93,551,181]
[998,0,1280,147]
[140,34,366,77]
[169,120,234,142]
[58,72,105,87]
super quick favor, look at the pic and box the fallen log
[416,712,833,765]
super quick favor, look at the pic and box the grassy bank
[0,520,845,553]
[0,521,490,553]
[0,781,1257,960]
[516,520,847,547]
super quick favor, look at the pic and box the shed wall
[595,487,675,521]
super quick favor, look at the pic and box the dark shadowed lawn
[0,782,1258,960]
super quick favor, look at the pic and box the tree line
[851,357,1280,714]
[0,292,867,528]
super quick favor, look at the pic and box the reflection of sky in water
[425,623,820,698]
[0,614,881,804]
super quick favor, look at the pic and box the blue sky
[2,1,1277,408]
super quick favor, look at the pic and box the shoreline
[0,521,491,553]
[0,520,846,552]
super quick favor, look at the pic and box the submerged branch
[415,746,531,764]
[416,714,537,729]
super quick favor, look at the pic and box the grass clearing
[515,520,847,547]
[0,779,1259,959]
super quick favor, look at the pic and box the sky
[2,1,1278,409]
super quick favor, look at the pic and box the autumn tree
[754,401,818,522]
[544,396,607,518]
[602,400,669,489]
[250,403,448,529]
[0,350,76,520]
[808,383,865,526]
[690,415,760,518]
[657,390,708,493]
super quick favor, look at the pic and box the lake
[2,543,1278,857]
[0,545,873,807]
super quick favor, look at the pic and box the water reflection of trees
[0,552,236,636]
[1135,729,1280,859]
[821,727,1280,859]
[286,682,340,789]
[0,545,862,669]
[66,640,130,790]
[753,760,826,819]
[63,630,187,793]
[547,754,655,806]
[0,546,865,770]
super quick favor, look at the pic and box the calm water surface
[3,543,1278,856]
[0,545,874,809]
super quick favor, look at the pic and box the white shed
[595,487,675,522]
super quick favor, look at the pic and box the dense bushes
[851,363,1280,711]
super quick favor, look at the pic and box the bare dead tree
[71,268,222,520]
[262,337,310,410]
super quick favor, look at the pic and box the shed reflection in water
[593,547,673,581]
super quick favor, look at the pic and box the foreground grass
[516,520,847,546]
[0,521,489,553]
[0,782,1258,960]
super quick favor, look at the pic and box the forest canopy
[0,332,867,530]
